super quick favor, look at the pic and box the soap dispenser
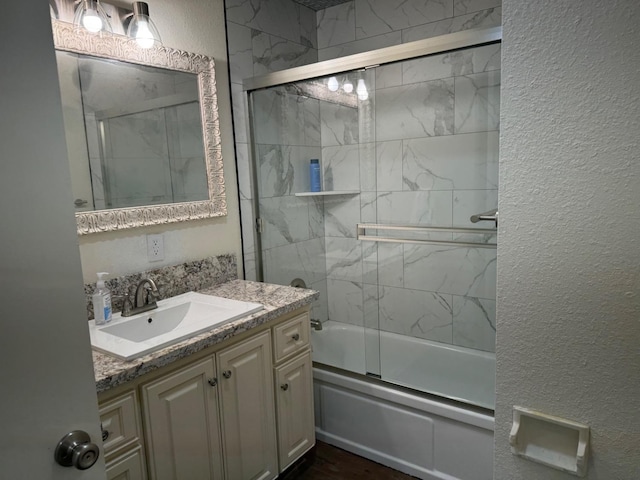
[93,272,113,325]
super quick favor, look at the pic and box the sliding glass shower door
[247,37,500,409]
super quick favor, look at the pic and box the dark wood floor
[287,441,417,480]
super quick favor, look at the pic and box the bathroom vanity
[92,280,317,480]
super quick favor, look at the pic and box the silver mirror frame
[52,20,227,235]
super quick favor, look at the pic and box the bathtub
[311,321,495,480]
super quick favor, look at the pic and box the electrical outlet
[147,234,164,262]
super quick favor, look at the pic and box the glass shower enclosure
[244,29,500,410]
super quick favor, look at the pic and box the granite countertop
[92,280,318,393]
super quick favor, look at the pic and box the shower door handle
[470,209,498,227]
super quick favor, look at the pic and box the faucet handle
[122,293,133,316]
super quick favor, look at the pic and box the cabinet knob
[291,333,300,341]
[208,377,218,387]
[100,424,109,442]
[280,383,289,391]
[222,370,232,379]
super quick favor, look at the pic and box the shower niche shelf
[294,190,359,197]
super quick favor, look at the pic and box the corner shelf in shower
[294,190,360,197]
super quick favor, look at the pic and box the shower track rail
[356,223,497,248]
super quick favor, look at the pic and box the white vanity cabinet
[273,313,315,471]
[98,391,147,480]
[218,330,278,480]
[141,357,224,480]
[97,306,315,480]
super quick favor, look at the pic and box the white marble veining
[359,142,377,191]
[253,88,321,147]
[375,79,454,141]
[92,280,318,392]
[324,195,361,238]
[310,278,329,321]
[378,285,453,343]
[452,295,496,352]
[231,82,249,144]
[317,2,356,49]
[259,196,312,249]
[318,31,401,61]
[355,0,453,40]
[404,244,496,298]
[327,278,364,325]
[325,237,363,281]
[226,22,254,83]
[374,63,402,89]
[226,0,302,44]
[402,43,501,85]
[376,140,404,191]
[402,131,499,191]
[236,143,252,201]
[320,101,359,146]
[360,191,377,222]
[454,71,501,133]
[377,243,404,287]
[252,31,317,75]
[376,190,453,225]
[321,145,361,190]
[453,189,498,227]
[361,240,378,284]
[263,237,327,286]
[453,0,501,16]
[402,7,501,43]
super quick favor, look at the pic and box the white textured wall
[496,1,640,478]
[78,0,242,282]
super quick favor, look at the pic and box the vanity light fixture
[327,76,339,92]
[126,1,162,48]
[342,78,354,93]
[73,0,112,34]
[356,78,369,101]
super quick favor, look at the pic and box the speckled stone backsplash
[85,254,237,320]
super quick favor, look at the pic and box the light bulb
[135,20,155,48]
[327,76,339,92]
[357,79,369,100]
[82,8,103,32]
[343,81,353,93]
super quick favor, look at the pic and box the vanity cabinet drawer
[99,391,141,458]
[273,312,310,363]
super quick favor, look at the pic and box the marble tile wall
[226,0,501,352]
[317,0,502,61]
[320,44,499,352]
[225,0,320,284]
[249,82,329,322]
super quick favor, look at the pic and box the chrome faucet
[122,278,160,316]
[310,318,323,331]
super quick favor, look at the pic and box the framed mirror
[52,19,226,235]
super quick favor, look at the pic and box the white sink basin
[89,292,263,361]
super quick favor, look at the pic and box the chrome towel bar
[356,223,497,249]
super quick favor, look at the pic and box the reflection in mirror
[52,19,226,235]
[57,52,208,211]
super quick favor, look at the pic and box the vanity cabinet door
[218,330,278,480]
[275,351,315,471]
[105,446,146,480]
[142,357,224,480]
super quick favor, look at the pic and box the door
[0,1,106,479]
[218,331,277,480]
[142,358,224,480]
